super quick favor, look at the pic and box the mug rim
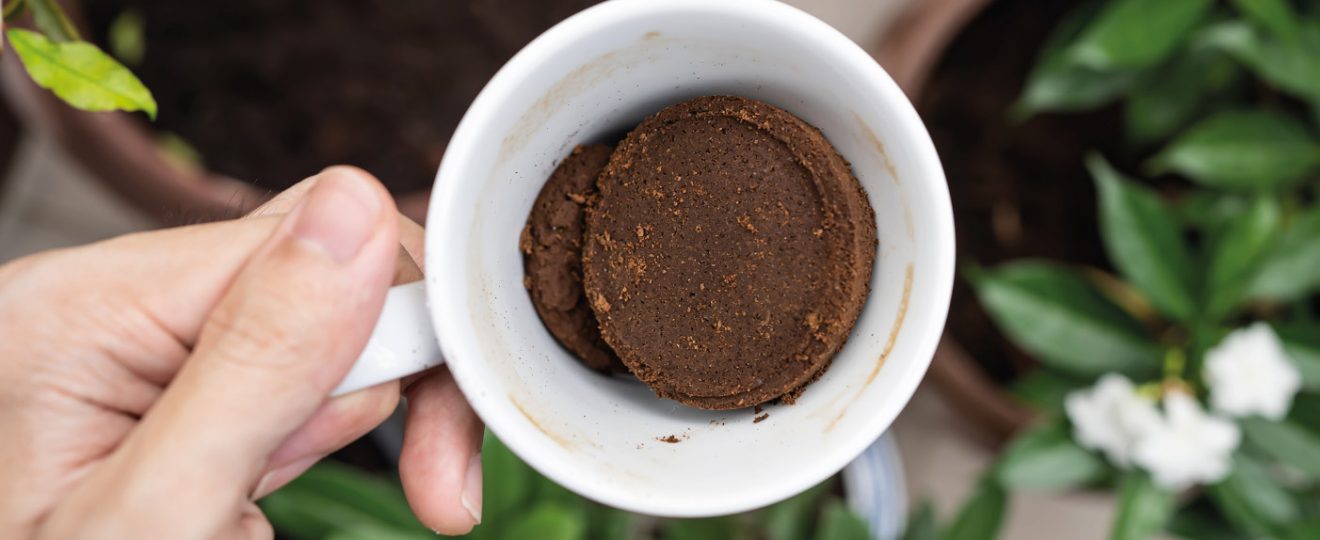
[426,0,954,516]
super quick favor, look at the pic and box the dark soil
[918,0,1140,383]
[84,0,600,194]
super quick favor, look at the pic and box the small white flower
[1132,392,1240,491]
[1065,374,1161,467]
[1204,323,1302,420]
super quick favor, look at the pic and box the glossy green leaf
[940,478,1005,540]
[1109,472,1174,540]
[1069,0,1212,69]
[1231,0,1299,41]
[1090,155,1197,322]
[1012,2,1136,117]
[1203,195,1280,319]
[1241,417,1320,478]
[1246,209,1320,302]
[6,29,157,119]
[970,261,1157,377]
[765,480,832,540]
[1210,454,1298,537]
[995,422,1108,490]
[260,463,428,540]
[1152,111,1320,190]
[273,462,423,531]
[1010,370,1088,412]
[483,432,534,524]
[1277,323,1320,391]
[502,502,586,540]
[814,499,872,540]
[1124,49,1240,143]
[901,502,937,540]
[1202,21,1320,100]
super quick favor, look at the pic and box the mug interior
[427,0,953,517]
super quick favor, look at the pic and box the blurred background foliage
[261,432,873,540]
[942,0,1320,538]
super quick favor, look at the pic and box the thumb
[87,167,400,536]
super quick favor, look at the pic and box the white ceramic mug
[333,0,954,517]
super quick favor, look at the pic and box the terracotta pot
[872,0,1035,445]
[0,2,431,226]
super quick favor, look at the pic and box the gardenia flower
[1204,323,1302,420]
[1132,392,1240,491]
[1064,374,1161,467]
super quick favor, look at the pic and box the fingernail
[292,170,382,263]
[460,453,483,525]
[252,455,322,499]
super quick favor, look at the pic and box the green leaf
[1210,454,1299,537]
[1241,417,1320,478]
[1277,322,1320,391]
[6,29,157,119]
[1109,472,1174,540]
[26,0,80,42]
[1010,370,1088,412]
[502,502,587,540]
[663,519,741,540]
[1176,190,1240,229]
[813,499,872,540]
[995,421,1108,490]
[1246,208,1320,302]
[326,523,434,540]
[764,480,832,540]
[586,505,634,540]
[1012,2,1136,117]
[1202,20,1320,100]
[940,478,1006,540]
[259,463,428,540]
[1152,111,1320,190]
[1289,393,1320,428]
[277,462,423,531]
[1124,48,1240,144]
[1286,519,1320,540]
[1203,195,1281,319]
[1231,0,1300,41]
[483,432,534,524]
[969,261,1157,377]
[901,502,937,540]
[1090,155,1197,322]
[1069,0,1212,69]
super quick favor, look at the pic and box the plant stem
[3,0,26,21]
[1162,348,1186,381]
[26,0,78,42]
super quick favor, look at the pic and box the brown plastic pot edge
[872,0,1035,446]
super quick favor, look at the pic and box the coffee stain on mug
[824,262,912,433]
[499,32,671,164]
[511,394,580,451]
[854,114,914,240]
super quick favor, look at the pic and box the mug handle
[331,281,444,396]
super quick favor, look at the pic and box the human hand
[0,167,483,538]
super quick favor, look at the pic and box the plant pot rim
[871,0,1035,445]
